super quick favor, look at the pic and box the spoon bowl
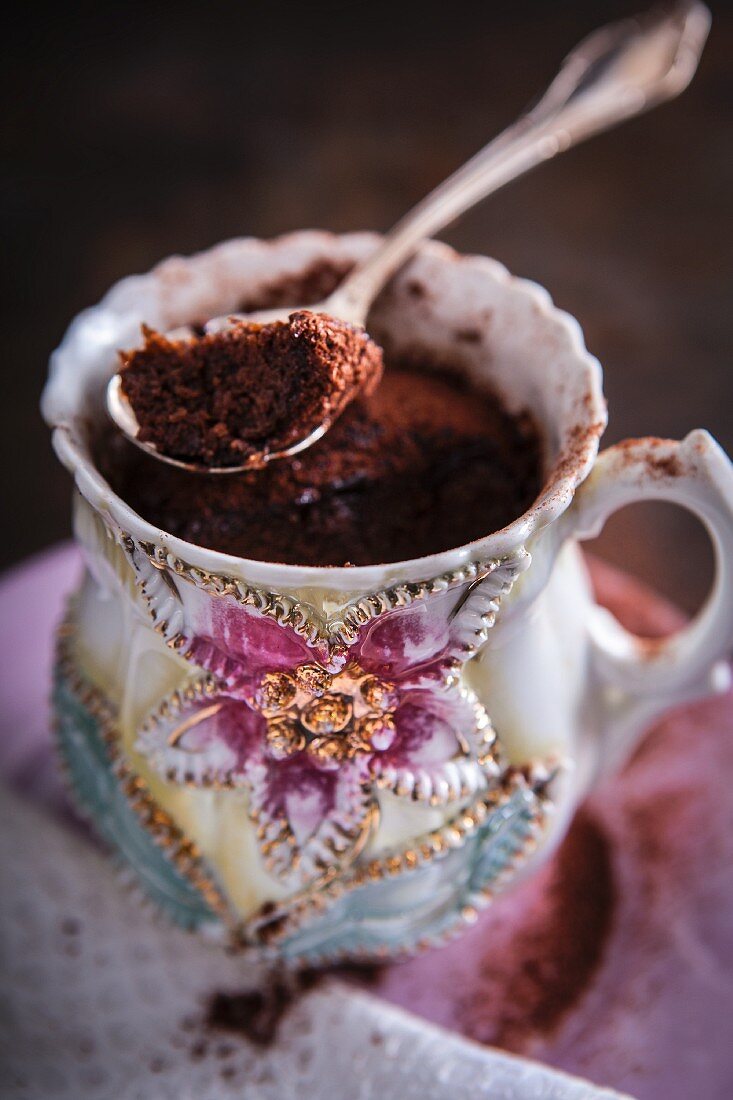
[107,371,330,474]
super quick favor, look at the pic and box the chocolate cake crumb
[207,983,292,1048]
[203,963,382,1050]
[118,311,383,468]
[101,361,543,567]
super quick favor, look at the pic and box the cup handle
[567,429,733,777]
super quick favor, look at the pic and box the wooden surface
[3,1,731,612]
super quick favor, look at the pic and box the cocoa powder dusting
[236,258,354,313]
[463,812,616,1050]
[645,453,683,479]
[616,437,683,480]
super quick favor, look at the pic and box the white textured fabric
[0,787,632,1100]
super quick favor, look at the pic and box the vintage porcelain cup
[42,231,733,963]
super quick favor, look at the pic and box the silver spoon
[107,0,711,474]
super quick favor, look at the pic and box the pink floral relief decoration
[133,550,527,889]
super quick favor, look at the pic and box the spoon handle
[325,0,710,326]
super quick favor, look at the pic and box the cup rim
[43,230,607,592]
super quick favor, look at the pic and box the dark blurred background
[3,1,731,612]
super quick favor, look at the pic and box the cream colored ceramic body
[43,232,733,960]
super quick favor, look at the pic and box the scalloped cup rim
[43,230,607,592]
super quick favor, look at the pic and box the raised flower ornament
[135,547,515,892]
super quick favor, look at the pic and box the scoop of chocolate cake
[117,311,384,468]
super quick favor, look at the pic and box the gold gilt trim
[125,536,323,650]
[447,549,531,659]
[248,763,378,885]
[118,533,529,662]
[54,606,232,926]
[329,550,529,648]
[245,764,552,954]
[251,796,380,894]
[372,754,497,806]
[244,765,548,954]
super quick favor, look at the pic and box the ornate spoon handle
[324,1,710,325]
